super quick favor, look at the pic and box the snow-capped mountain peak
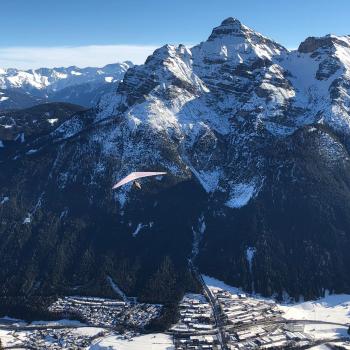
[2,18,350,304]
[88,19,350,208]
[208,17,254,41]
[196,17,287,65]
[0,62,133,92]
[0,61,134,109]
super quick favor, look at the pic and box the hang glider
[112,172,167,189]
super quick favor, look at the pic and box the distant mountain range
[1,18,350,315]
[0,62,133,109]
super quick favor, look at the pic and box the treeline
[0,296,61,321]
[141,256,202,331]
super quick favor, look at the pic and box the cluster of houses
[226,325,310,349]
[7,328,108,350]
[210,288,312,349]
[174,334,222,350]
[213,289,283,326]
[49,296,162,330]
[170,293,222,349]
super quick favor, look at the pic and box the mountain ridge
[1,18,350,311]
[0,61,133,109]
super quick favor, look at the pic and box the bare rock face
[1,19,350,308]
[298,35,350,53]
[298,36,335,53]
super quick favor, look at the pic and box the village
[210,288,313,349]
[167,288,308,350]
[1,281,349,349]
[49,295,163,330]
[169,293,222,349]
[5,327,109,350]
[0,295,164,349]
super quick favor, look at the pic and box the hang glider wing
[112,171,167,189]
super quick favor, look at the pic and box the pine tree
[0,338,3,350]
[143,256,179,304]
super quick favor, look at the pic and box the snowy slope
[279,294,350,325]
[281,34,350,133]
[1,18,350,303]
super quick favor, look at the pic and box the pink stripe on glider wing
[112,172,167,189]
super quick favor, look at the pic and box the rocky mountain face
[1,18,350,310]
[0,62,133,110]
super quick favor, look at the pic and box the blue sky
[1,0,350,69]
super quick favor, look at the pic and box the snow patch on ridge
[225,182,256,208]
[132,223,145,237]
[246,247,256,273]
[22,214,31,224]
[0,196,9,204]
[47,118,58,125]
[190,167,221,193]
[131,222,153,237]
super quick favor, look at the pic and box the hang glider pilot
[133,180,142,190]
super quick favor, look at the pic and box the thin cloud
[0,45,160,69]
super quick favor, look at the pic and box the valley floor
[0,277,349,349]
